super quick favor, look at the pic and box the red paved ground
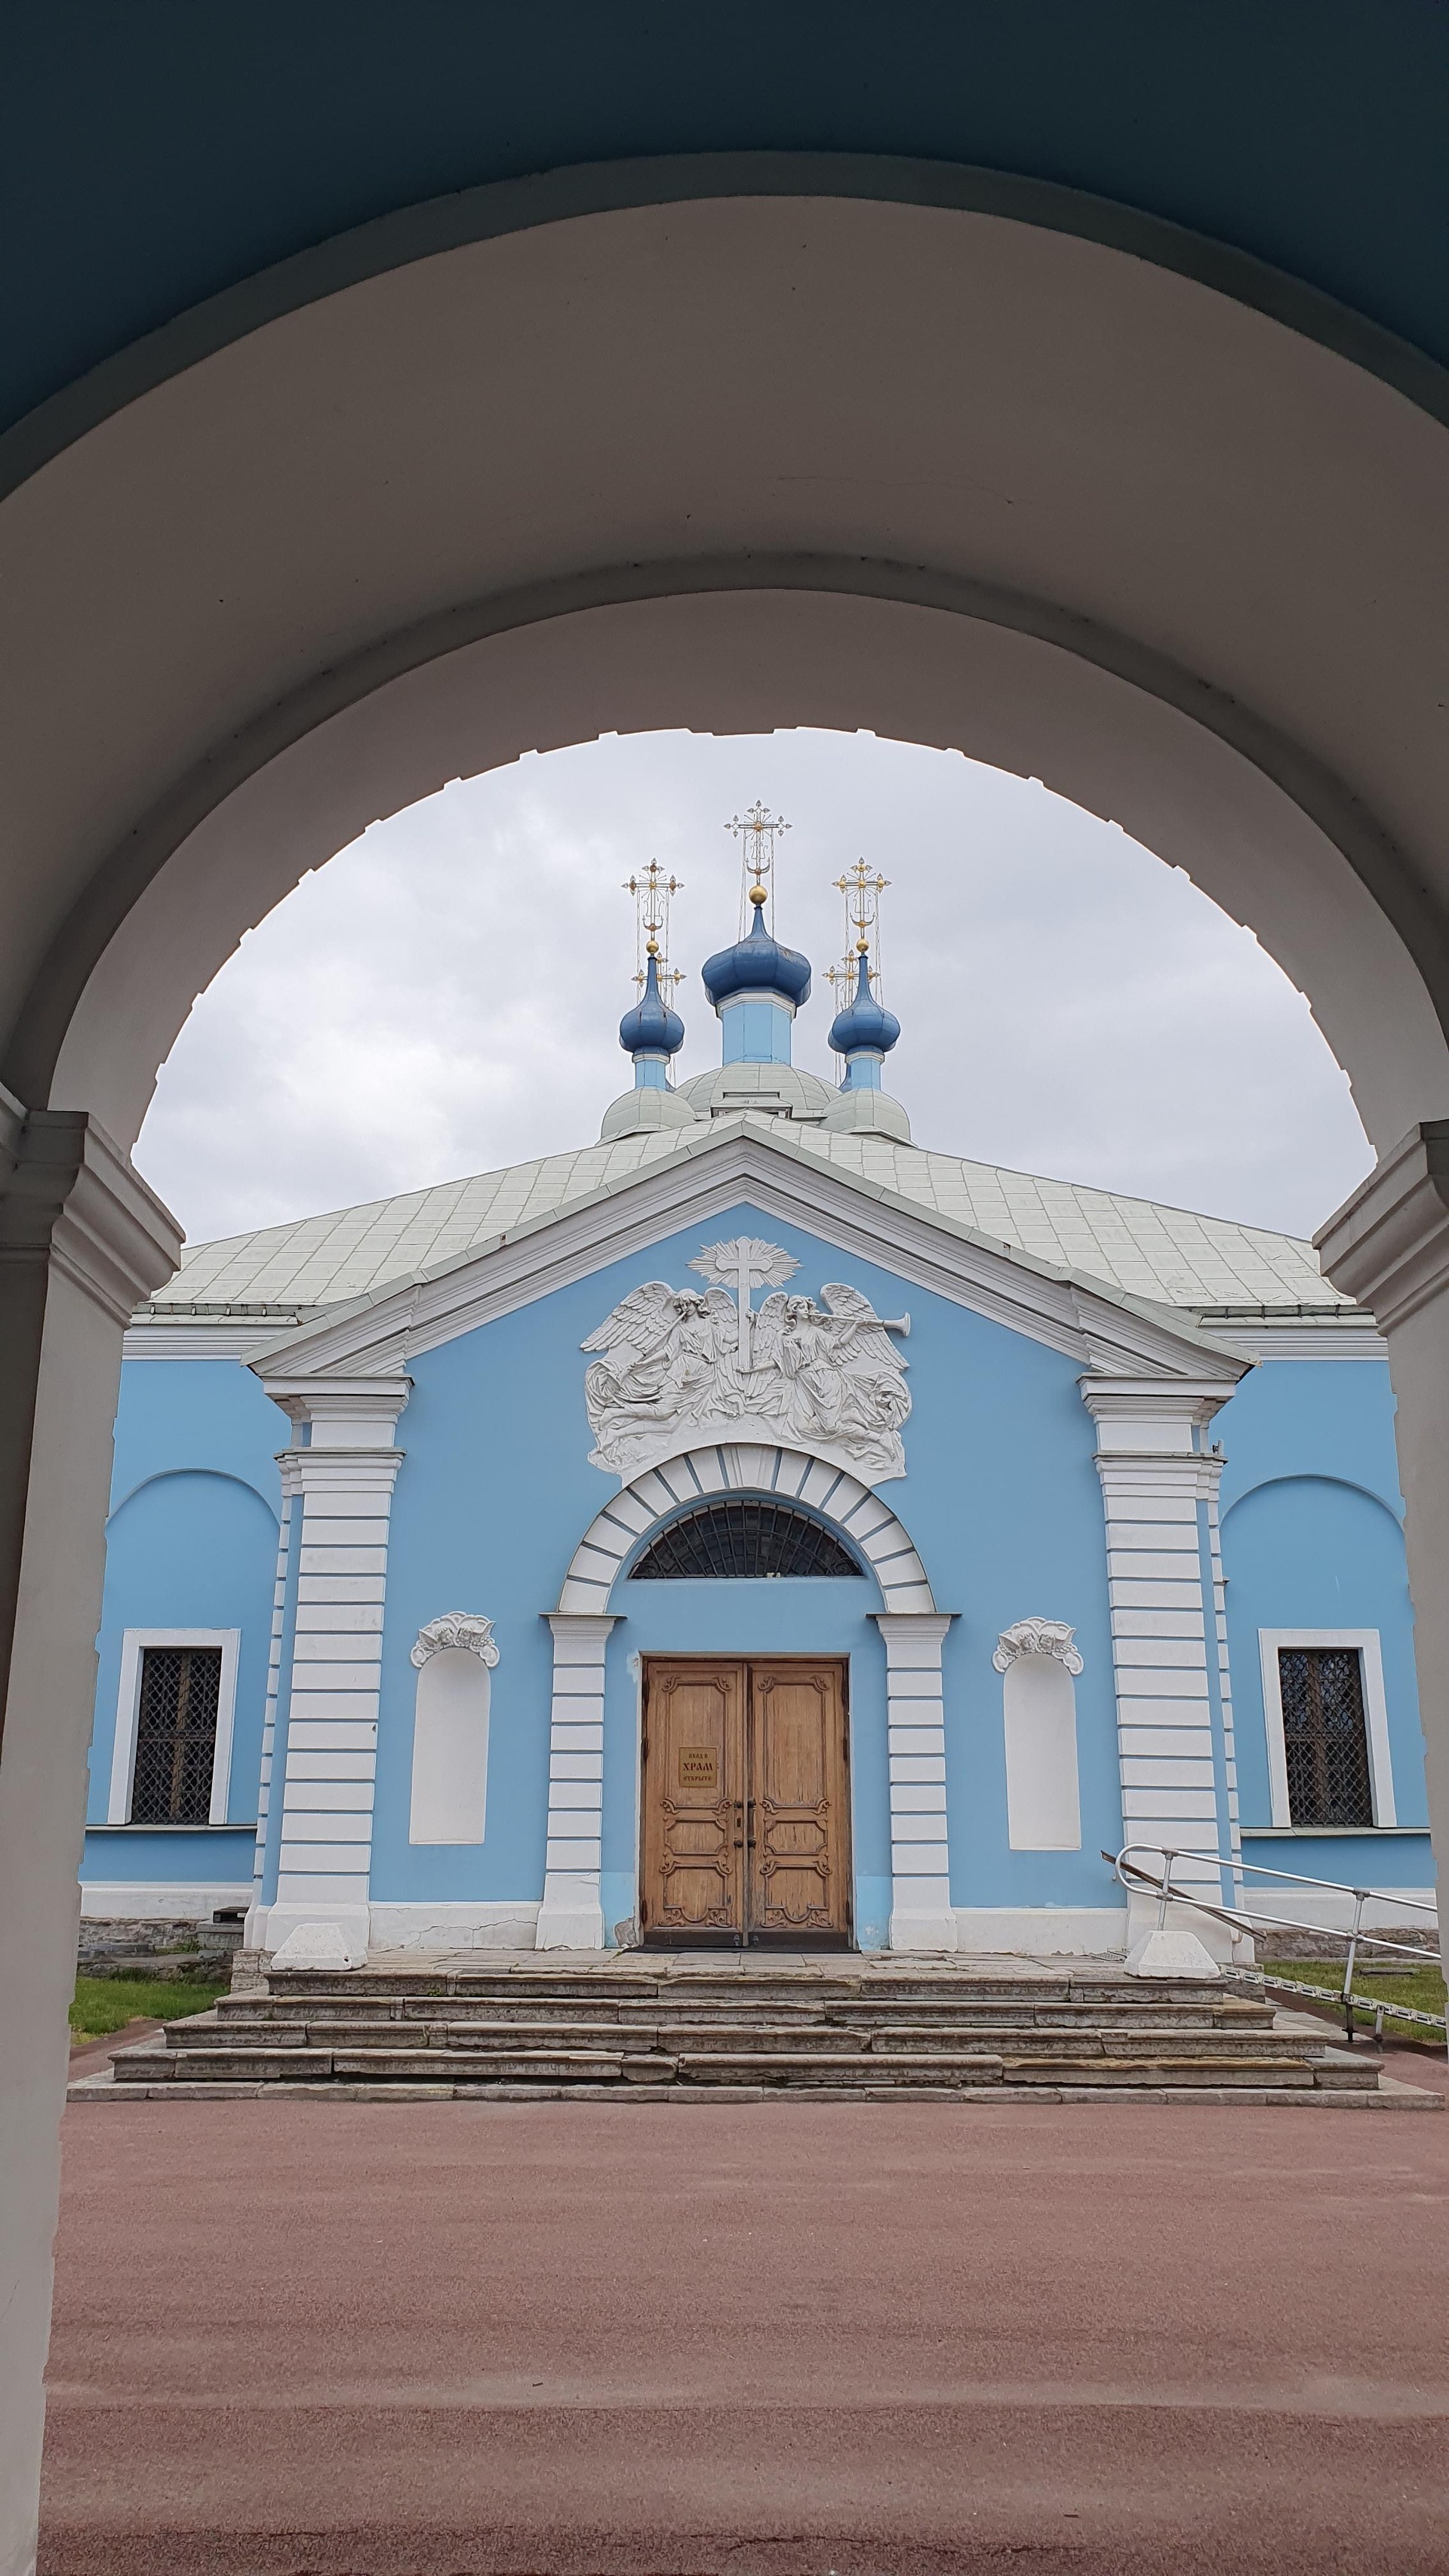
[40,2092,1449,2576]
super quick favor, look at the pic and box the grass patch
[1263,1956,1446,2047]
[71,1971,228,2044]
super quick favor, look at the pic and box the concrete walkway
[41,2094,1448,2576]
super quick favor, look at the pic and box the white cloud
[134,728,1373,1247]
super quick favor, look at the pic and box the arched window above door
[632,1499,863,1580]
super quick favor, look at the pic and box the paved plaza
[39,2081,1449,2576]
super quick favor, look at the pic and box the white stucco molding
[1314,1122,1449,1331]
[261,1374,412,1442]
[0,1106,180,1325]
[583,1242,911,1483]
[411,1613,499,1670]
[557,1442,936,1615]
[1079,1375,1242,1445]
[992,1618,1084,1676]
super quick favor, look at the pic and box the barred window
[632,1500,862,1580]
[1278,1645,1374,1828]
[129,1645,223,1825]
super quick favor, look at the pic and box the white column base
[890,1890,958,1953]
[1124,1925,1222,1980]
[1124,1888,1244,1963]
[257,1902,370,1967]
[535,1876,606,1950]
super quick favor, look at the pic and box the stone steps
[243,1971,1256,2007]
[161,2016,1309,2064]
[72,1953,1428,2104]
[109,2039,1380,2091]
[212,1995,1276,2033]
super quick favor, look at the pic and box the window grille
[1278,1645,1374,1828]
[632,1500,863,1580]
[129,1645,223,1824]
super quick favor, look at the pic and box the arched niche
[995,1620,1084,1852]
[408,1616,497,1847]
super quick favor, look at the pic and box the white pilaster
[874,1611,955,1952]
[536,1613,617,1950]
[1082,1377,1241,1948]
[245,1470,296,1934]
[257,1377,408,1964]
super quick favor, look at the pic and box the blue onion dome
[828,952,900,1057]
[618,948,685,1057]
[701,886,812,1008]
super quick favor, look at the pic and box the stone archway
[5,171,1449,2568]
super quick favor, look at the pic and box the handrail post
[1342,1890,1367,2045]
[1157,1848,1176,1933]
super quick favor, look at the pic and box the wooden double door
[639,1657,852,1948]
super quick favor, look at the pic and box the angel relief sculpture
[581,1237,911,1482]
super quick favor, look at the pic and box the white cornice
[242,1119,1248,1386]
[263,1376,411,1436]
[1192,1315,1384,1360]
[1079,1377,1238,1425]
[283,1448,405,1494]
[1315,1123,1449,1332]
[1094,1452,1226,1500]
[125,1314,312,1360]
[1,1112,180,1325]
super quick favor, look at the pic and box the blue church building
[80,862,1435,1965]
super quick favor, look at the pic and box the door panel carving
[749,1663,850,1941]
[640,1662,746,1940]
[640,1657,851,1947]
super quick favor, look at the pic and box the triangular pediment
[246,1115,1246,1392]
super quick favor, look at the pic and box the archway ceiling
[5,195,1449,1150]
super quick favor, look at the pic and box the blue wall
[1217,1356,1430,1883]
[85,1262,1435,1924]
[366,1199,1123,1932]
[82,1360,282,1877]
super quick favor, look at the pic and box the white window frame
[1258,1629,1396,1829]
[107,1629,241,1827]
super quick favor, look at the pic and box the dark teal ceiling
[7,0,1448,440]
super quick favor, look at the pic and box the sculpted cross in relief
[581,1236,911,1482]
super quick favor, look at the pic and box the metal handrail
[1109,1841,1444,2048]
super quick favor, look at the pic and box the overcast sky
[134,728,1374,1250]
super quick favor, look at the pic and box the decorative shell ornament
[411,1613,500,1670]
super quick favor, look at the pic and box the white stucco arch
[555,1442,937,1614]
[540,1442,949,1959]
[8,174,1449,2565]
[3,192,1448,1156]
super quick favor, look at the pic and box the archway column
[0,1103,179,2576]
[1316,1125,1449,1888]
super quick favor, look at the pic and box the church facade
[79,866,1435,1962]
